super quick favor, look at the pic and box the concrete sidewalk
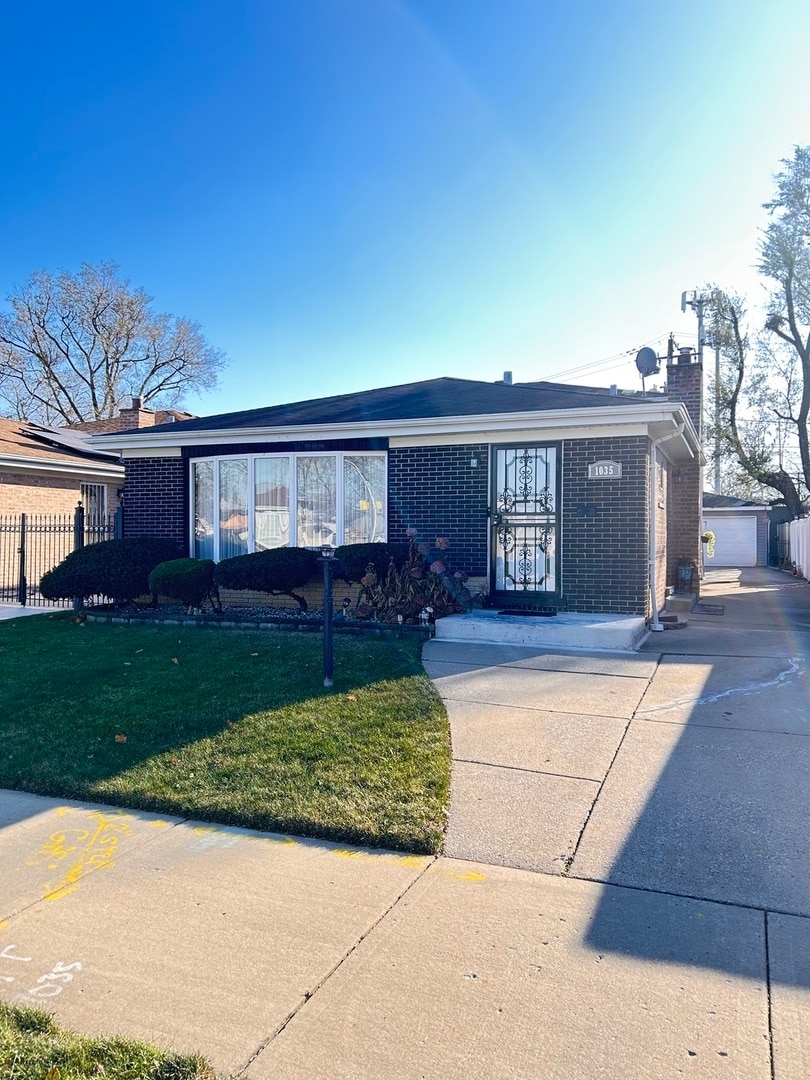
[0,604,53,620]
[0,567,808,1077]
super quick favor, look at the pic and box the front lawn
[0,1001,214,1080]
[0,614,449,853]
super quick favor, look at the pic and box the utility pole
[681,289,719,491]
[713,335,721,493]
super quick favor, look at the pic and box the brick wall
[388,444,490,575]
[0,473,118,517]
[122,458,187,551]
[561,436,650,615]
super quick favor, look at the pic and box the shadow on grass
[0,614,449,853]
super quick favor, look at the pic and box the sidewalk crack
[235,857,436,1076]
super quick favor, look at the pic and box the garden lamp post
[320,544,336,688]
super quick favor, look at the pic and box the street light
[320,544,336,689]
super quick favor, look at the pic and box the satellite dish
[635,347,660,378]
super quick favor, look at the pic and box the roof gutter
[649,423,685,633]
[0,453,124,480]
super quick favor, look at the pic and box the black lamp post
[320,544,336,688]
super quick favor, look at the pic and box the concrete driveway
[0,567,808,1078]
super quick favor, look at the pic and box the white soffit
[102,403,700,460]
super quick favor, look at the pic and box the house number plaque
[587,460,622,479]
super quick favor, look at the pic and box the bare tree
[0,262,226,425]
[708,290,805,517]
[710,147,810,518]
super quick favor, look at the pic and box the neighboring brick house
[94,358,704,618]
[0,400,195,522]
[0,418,124,520]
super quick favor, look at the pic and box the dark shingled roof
[703,492,768,509]
[97,377,667,438]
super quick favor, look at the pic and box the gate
[0,505,121,607]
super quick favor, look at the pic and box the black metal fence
[0,505,121,607]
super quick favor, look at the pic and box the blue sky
[1,1,808,415]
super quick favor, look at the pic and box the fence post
[114,505,123,540]
[72,503,85,611]
[73,502,85,552]
[17,513,27,606]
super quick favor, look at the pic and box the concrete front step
[433,609,648,651]
[665,592,697,613]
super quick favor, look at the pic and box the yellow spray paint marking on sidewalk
[331,848,427,869]
[435,867,487,883]
[24,809,134,903]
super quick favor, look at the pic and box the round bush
[149,558,217,610]
[213,547,319,611]
[40,537,182,603]
[334,542,411,583]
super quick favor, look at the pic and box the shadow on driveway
[581,569,810,988]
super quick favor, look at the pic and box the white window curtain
[219,458,249,560]
[343,455,386,544]
[192,461,215,560]
[255,457,290,550]
[297,456,337,549]
[190,452,386,559]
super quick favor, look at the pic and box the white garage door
[703,514,757,566]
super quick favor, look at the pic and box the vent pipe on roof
[609,384,618,395]
[503,371,512,385]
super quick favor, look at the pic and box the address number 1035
[587,460,622,479]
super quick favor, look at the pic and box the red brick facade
[664,354,703,589]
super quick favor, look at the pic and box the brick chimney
[68,398,196,433]
[666,347,703,439]
[665,347,703,592]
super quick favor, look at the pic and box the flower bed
[85,602,433,638]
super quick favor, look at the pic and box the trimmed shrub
[149,558,219,612]
[40,537,181,604]
[213,547,319,611]
[335,542,411,583]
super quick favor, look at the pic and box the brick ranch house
[95,353,704,619]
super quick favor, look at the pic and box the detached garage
[702,493,769,567]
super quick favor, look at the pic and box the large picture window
[191,452,387,560]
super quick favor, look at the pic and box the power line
[546,332,670,382]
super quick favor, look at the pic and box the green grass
[0,614,450,853]
[0,1000,215,1079]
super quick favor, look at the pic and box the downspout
[649,424,684,631]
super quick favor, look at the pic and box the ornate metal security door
[491,445,558,597]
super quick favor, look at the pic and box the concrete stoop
[665,592,696,613]
[433,609,648,651]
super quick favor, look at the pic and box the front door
[491,444,559,601]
